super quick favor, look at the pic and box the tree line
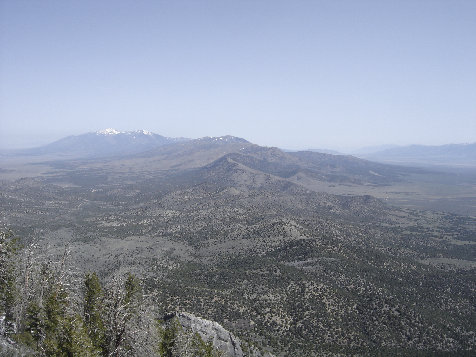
[0,230,223,356]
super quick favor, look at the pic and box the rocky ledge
[163,312,244,357]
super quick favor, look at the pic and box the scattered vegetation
[1,141,475,355]
[0,232,226,356]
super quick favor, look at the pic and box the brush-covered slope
[67,137,416,188]
[1,142,475,355]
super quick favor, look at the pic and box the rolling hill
[1,131,475,355]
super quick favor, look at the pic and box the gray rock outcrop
[164,312,244,357]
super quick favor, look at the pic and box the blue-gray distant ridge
[357,143,476,167]
[6,129,190,159]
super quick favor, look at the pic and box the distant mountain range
[354,143,476,168]
[2,129,189,159]
[2,130,475,355]
[283,148,342,155]
[3,129,474,170]
[351,145,400,155]
[10,130,418,188]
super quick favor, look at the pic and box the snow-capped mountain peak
[96,129,155,136]
[132,129,153,136]
[97,128,122,135]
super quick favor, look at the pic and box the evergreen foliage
[0,230,19,335]
[22,302,44,348]
[157,318,223,357]
[59,314,100,357]
[102,273,143,356]
[84,272,106,353]
[157,318,178,357]
[1,230,240,356]
[0,230,152,356]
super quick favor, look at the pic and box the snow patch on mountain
[96,129,155,136]
[134,129,153,135]
[97,128,122,135]
[197,135,249,144]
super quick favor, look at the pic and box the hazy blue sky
[1,0,475,151]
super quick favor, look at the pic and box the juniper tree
[42,282,69,355]
[20,301,44,349]
[103,273,143,357]
[157,317,223,357]
[0,230,19,335]
[157,318,179,357]
[84,272,106,353]
[58,314,100,357]
[2,230,159,356]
